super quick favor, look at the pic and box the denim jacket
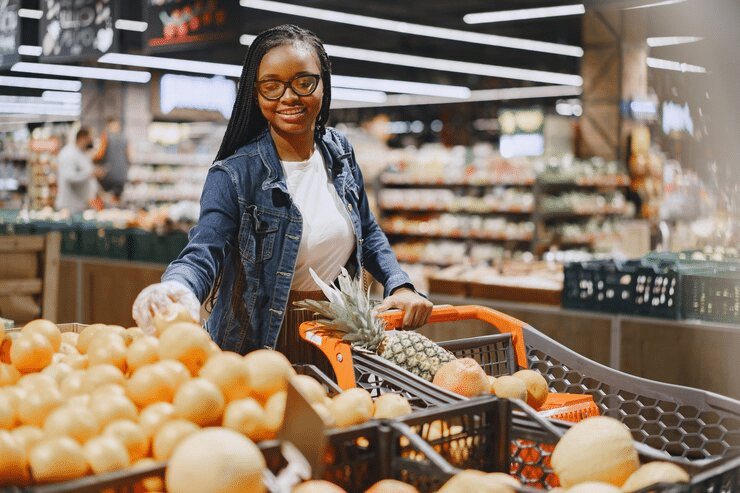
[161,127,412,354]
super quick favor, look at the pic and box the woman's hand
[132,280,200,335]
[375,287,433,329]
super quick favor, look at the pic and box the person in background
[132,24,432,367]
[93,117,131,201]
[55,127,103,213]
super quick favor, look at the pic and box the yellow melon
[432,358,489,398]
[621,461,690,492]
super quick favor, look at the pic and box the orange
[59,369,86,398]
[103,419,150,462]
[57,352,88,370]
[40,361,73,386]
[222,397,271,442]
[80,363,126,393]
[82,434,131,474]
[242,349,293,405]
[10,332,54,373]
[43,404,100,444]
[88,392,138,428]
[158,322,213,376]
[21,319,62,352]
[126,335,160,374]
[155,360,191,390]
[172,377,225,427]
[138,402,176,440]
[0,395,16,430]
[132,457,166,492]
[16,372,57,392]
[17,386,63,427]
[151,418,199,461]
[28,436,89,484]
[75,323,107,354]
[86,332,128,372]
[198,351,252,403]
[0,362,21,386]
[126,363,178,409]
[9,424,44,458]
[0,430,31,486]
[60,331,79,347]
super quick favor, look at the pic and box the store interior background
[1,0,739,397]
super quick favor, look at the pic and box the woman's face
[256,42,323,149]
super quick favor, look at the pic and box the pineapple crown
[293,267,386,351]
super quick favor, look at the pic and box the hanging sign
[0,0,20,68]
[39,0,117,61]
[144,0,239,53]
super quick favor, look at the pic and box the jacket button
[347,204,353,211]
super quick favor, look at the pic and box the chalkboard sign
[0,0,20,69]
[144,0,238,53]
[39,0,118,61]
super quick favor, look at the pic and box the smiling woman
[132,24,433,373]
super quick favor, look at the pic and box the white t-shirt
[281,147,355,290]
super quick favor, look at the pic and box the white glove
[132,280,201,335]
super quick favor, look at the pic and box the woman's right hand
[132,280,201,335]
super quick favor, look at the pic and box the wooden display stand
[0,232,60,325]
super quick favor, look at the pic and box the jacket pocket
[238,206,278,263]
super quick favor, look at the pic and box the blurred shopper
[55,127,102,213]
[94,117,131,200]
[132,24,432,362]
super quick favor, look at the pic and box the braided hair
[215,24,332,161]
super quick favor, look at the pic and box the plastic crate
[680,265,740,324]
[95,228,129,260]
[524,322,740,462]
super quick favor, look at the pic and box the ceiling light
[241,35,583,86]
[0,75,81,91]
[464,4,586,24]
[115,19,149,32]
[18,9,43,19]
[12,62,152,83]
[623,0,687,9]
[332,75,470,99]
[18,45,43,57]
[330,85,583,109]
[646,57,706,73]
[98,53,241,77]
[41,91,82,103]
[646,36,703,47]
[331,88,388,104]
[239,0,583,57]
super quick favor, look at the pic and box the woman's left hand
[375,287,433,329]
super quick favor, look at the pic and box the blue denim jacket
[161,127,412,354]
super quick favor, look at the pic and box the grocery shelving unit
[377,157,633,265]
[123,153,211,206]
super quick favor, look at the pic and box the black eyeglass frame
[255,73,321,100]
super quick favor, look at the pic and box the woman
[132,24,432,363]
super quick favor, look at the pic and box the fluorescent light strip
[646,57,706,73]
[239,0,583,58]
[647,36,703,47]
[332,75,470,99]
[332,87,387,103]
[331,85,583,109]
[241,35,582,86]
[18,45,43,57]
[464,4,585,24]
[12,62,151,83]
[114,19,148,32]
[624,0,687,9]
[42,91,82,103]
[0,75,81,91]
[18,9,43,19]
[98,53,241,77]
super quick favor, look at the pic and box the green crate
[127,228,157,262]
[77,225,101,256]
[96,228,129,260]
[13,223,35,235]
[165,231,189,262]
[60,226,80,254]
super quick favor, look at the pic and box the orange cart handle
[299,304,529,390]
[379,305,528,370]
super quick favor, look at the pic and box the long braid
[206,25,333,347]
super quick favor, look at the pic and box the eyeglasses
[255,74,321,100]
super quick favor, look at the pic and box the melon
[621,461,690,492]
[512,369,548,410]
[550,416,639,487]
[166,427,266,493]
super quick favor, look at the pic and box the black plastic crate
[95,228,129,260]
[681,266,740,324]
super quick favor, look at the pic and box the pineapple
[294,268,455,382]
